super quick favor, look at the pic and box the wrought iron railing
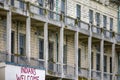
[78,20,89,30]
[65,16,76,27]
[30,4,45,16]
[103,29,113,39]
[116,33,120,42]
[48,61,61,76]
[78,67,88,78]
[91,70,101,80]
[91,25,101,34]
[0,51,45,69]
[47,9,61,21]
[11,0,27,10]
[63,64,75,79]
[103,72,113,80]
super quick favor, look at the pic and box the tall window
[89,9,93,24]
[11,31,15,54]
[78,48,81,68]
[48,41,54,62]
[104,55,107,72]
[110,18,113,30]
[38,0,44,6]
[48,0,54,10]
[11,0,14,6]
[48,0,54,19]
[103,15,107,28]
[19,33,26,56]
[39,39,44,59]
[91,52,94,69]
[110,57,112,73]
[61,0,65,14]
[96,12,100,26]
[19,0,24,9]
[63,45,67,64]
[96,53,100,70]
[11,31,15,62]
[76,4,81,20]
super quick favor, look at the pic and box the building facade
[0,0,120,80]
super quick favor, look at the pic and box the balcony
[103,72,113,80]
[91,70,101,80]
[78,67,88,79]
[47,61,62,77]
[0,51,45,69]
[63,64,75,79]
[110,0,120,5]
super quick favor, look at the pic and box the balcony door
[118,53,120,73]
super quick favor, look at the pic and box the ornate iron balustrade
[63,64,75,79]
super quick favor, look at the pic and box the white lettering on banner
[5,65,45,80]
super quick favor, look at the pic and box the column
[26,16,31,62]
[88,24,92,80]
[75,31,78,80]
[59,27,64,78]
[112,38,115,80]
[6,10,12,61]
[100,30,104,80]
[44,22,48,73]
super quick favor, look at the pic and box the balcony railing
[48,61,61,76]
[63,64,75,79]
[103,72,113,80]
[0,51,45,69]
[91,25,101,34]
[11,0,27,10]
[48,9,61,22]
[103,29,113,39]
[91,70,101,80]
[78,67,88,78]
[30,4,45,16]
[116,33,120,42]
[78,20,89,30]
[65,16,76,27]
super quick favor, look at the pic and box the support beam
[59,26,64,78]
[100,33,104,80]
[44,22,48,73]
[112,38,115,80]
[6,10,12,61]
[88,24,92,80]
[26,16,31,62]
[75,31,78,80]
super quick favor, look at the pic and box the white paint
[5,65,45,80]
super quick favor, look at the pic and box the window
[61,0,65,14]
[19,0,24,9]
[78,48,81,68]
[110,57,112,73]
[76,4,81,20]
[11,31,15,62]
[63,45,67,64]
[110,18,113,30]
[96,53,100,70]
[89,9,93,24]
[11,31,15,54]
[48,0,54,10]
[104,55,107,72]
[91,52,94,69]
[11,0,14,6]
[96,12,100,26]
[48,41,54,61]
[39,39,44,59]
[38,0,44,6]
[19,33,26,56]
[103,15,107,28]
